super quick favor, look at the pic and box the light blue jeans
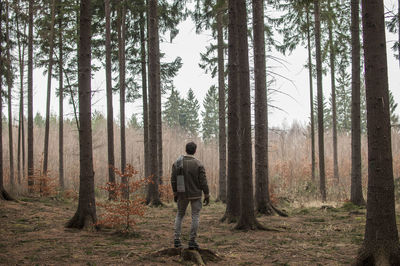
[174,198,202,242]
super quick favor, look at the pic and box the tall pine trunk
[117,1,128,198]
[105,0,115,199]
[58,0,64,190]
[146,0,162,206]
[43,0,57,175]
[314,0,326,202]
[16,0,26,185]
[235,0,262,230]
[156,16,163,185]
[216,0,226,203]
[27,0,34,193]
[355,0,400,264]
[66,0,97,229]
[222,0,240,223]
[327,0,339,180]
[306,5,315,182]
[140,8,150,179]
[6,0,15,188]
[253,0,271,215]
[350,0,365,206]
[0,1,13,201]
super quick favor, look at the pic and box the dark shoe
[174,239,183,248]
[188,240,199,250]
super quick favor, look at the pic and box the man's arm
[198,164,209,196]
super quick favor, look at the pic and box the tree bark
[27,0,34,193]
[66,0,97,229]
[146,0,162,206]
[350,0,365,206]
[117,1,128,199]
[0,1,13,201]
[105,0,115,199]
[58,0,64,190]
[327,0,339,181]
[140,8,150,180]
[235,0,262,230]
[57,0,64,189]
[43,0,56,175]
[5,0,15,188]
[253,0,271,215]
[216,0,226,203]
[355,0,400,264]
[156,12,163,186]
[306,5,315,182]
[16,0,26,185]
[314,0,326,202]
[221,0,240,223]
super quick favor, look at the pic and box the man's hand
[203,195,210,206]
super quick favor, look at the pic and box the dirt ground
[0,197,396,265]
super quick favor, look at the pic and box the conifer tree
[163,87,183,128]
[181,88,200,136]
[201,85,219,141]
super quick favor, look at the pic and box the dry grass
[2,119,400,203]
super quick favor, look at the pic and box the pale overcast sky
[25,0,400,128]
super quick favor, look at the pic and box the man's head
[186,142,197,155]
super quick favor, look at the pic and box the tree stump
[153,247,222,265]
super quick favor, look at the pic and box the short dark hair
[186,142,197,155]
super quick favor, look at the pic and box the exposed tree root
[220,213,239,224]
[354,245,400,266]
[147,199,163,207]
[234,219,280,232]
[0,188,14,201]
[257,203,288,217]
[153,247,222,265]
[65,212,98,230]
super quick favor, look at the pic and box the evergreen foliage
[201,85,219,141]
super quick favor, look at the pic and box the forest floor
[1,196,397,265]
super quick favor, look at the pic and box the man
[171,141,210,250]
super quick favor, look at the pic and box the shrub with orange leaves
[159,183,174,203]
[28,168,58,197]
[96,164,150,232]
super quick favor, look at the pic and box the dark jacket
[171,155,209,199]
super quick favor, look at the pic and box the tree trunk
[253,0,272,215]
[146,0,162,206]
[66,0,97,229]
[235,0,262,230]
[156,15,163,186]
[118,1,128,199]
[105,0,115,199]
[306,5,315,182]
[27,0,34,193]
[58,0,64,190]
[355,0,400,264]
[140,8,150,180]
[327,0,339,181]
[216,0,226,203]
[6,0,15,188]
[16,0,26,185]
[314,0,326,202]
[350,0,365,206]
[43,0,57,175]
[222,0,240,223]
[0,1,13,201]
